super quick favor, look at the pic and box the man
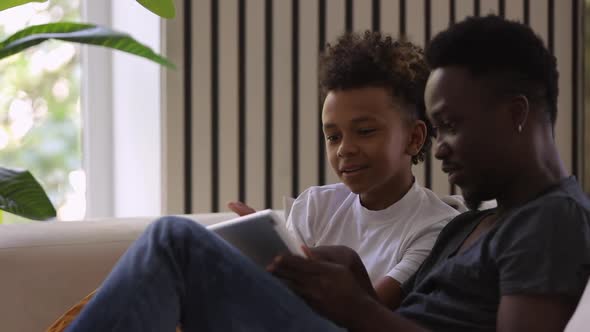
[68,15,590,332]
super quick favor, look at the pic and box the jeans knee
[149,216,208,244]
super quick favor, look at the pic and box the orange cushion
[46,289,182,332]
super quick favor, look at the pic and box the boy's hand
[267,254,375,328]
[227,201,256,216]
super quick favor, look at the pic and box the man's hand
[267,253,375,327]
[306,246,377,298]
[227,201,256,216]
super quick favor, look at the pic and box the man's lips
[442,163,463,184]
[441,163,462,174]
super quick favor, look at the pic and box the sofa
[0,212,240,332]
[1,209,589,332]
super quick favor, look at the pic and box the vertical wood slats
[162,0,582,213]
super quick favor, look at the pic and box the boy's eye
[325,134,340,142]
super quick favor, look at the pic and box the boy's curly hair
[319,31,432,164]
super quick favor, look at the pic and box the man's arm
[496,294,577,332]
[268,253,429,331]
[346,295,428,332]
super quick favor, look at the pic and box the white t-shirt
[286,181,459,284]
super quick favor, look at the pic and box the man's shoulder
[510,177,590,224]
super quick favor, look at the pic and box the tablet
[208,209,306,267]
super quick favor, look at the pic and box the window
[0,0,85,223]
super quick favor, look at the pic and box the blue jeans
[66,216,346,332]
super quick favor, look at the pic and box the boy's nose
[337,139,359,157]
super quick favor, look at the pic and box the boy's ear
[405,120,427,157]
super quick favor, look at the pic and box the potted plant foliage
[0,0,175,221]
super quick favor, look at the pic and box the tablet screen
[210,212,294,267]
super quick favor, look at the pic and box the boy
[231,31,458,308]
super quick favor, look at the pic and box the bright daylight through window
[0,0,84,223]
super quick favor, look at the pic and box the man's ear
[405,120,427,157]
[509,94,530,133]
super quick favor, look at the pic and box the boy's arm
[227,201,256,216]
[374,277,403,310]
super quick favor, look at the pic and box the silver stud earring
[517,124,523,133]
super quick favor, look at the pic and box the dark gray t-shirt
[397,177,590,332]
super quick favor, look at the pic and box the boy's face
[322,87,415,201]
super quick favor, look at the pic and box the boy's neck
[359,173,414,211]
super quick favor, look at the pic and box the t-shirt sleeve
[492,197,590,298]
[286,189,317,247]
[387,219,449,284]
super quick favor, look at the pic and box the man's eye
[431,126,439,138]
[436,121,457,135]
[358,128,376,136]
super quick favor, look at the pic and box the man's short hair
[426,15,559,125]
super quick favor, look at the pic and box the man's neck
[496,144,568,214]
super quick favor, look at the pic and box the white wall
[83,0,162,218]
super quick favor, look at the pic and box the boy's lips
[339,165,369,176]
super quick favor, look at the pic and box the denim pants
[66,216,346,332]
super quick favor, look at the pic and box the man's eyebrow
[350,116,376,123]
[430,108,447,122]
[323,123,337,130]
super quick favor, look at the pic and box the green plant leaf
[0,167,56,221]
[136,0,176,19]
[0,0,46,11]
[0,22,175,68]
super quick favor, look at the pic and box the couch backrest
[0,213,238,332]
[564,277,590,332]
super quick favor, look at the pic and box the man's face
[425,67,515,209]
[322,87,413,202]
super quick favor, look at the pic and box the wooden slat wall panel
[405,0,427,187]
[272,0,293,208]
[190,0,212,212]
[324,0,346,185]
[161,0,185,214]
[480,0,498,15]
[554,0,574,173]
[530,0,548,45]
[298,0,320,194]
[380,0,400,37]
[456,0,475,21]
[162,0,583,213]
[429,0,452,196]
[245,0,266,210]
[353,0,372,32]
[505,0,524,21]
[217,0,240,210]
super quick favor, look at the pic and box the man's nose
[434,140,451,160]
